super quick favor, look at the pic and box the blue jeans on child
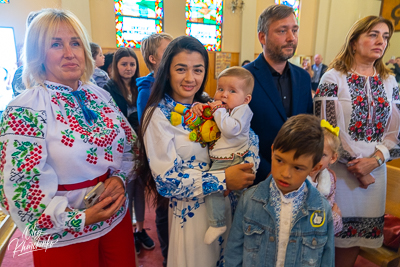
[205,155,243,227]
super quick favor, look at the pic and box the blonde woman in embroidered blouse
[0,9,136,266]
[314,16,400,267]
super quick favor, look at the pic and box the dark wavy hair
[136,36,209,205]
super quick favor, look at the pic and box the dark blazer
[103,79,139,132]
[244,53,313,185]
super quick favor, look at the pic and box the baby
[192,66,255,244]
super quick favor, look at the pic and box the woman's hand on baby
[84,194,126,226]
[191,103,206,117]
[225,163,255,190]
[99,176,125,202]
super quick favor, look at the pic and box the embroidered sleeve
[0,106,85,237]
[144,109,226,199]
[107,97,137,185]
[213,105,253,139]
[387,84,400,160]
[314,71,353,163]
[243,129,260,174]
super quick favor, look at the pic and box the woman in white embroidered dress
[137,36,259,267]
[0,9,136,266]
[314,16,400,267]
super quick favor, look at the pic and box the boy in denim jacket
[225,114,334,267]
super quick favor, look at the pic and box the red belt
[57,170,110,191]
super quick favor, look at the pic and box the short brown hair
[258,5,295,36]
[140,33,173,72]
[329,16,394,79]
[217,66,254,95]
[273,114,324,167]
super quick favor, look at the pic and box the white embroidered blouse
[0,81,135,247]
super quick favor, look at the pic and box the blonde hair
[322,128,341,159]
[22,9,94,88]
[329,16,394,79]
[140,33,173,72]
[217,66,254,95]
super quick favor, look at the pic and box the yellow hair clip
[321,119,340,136]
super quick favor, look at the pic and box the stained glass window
[185,0,223,51]
[0,0,10,3]
[115,0,163,48]
[275,0,300,20]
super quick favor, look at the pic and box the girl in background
[90,42,110,88]
[308,120,343,234]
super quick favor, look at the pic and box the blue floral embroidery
[243,130,260,171]
[269,180,307,243]
[158,95,192,132]
[202,173,223,195]
[217,235,226,267]
[169,197,204,227]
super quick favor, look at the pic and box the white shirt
[209,104,253,159]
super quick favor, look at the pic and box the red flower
[376,229,381,236]
[367,136,372,141]
[378,97,384,103]
[351,229,357,235]
[352,74,359,80]
[377,122,382,129]
[385,102,389,107]
[350,126,355,132]
[356,96,363,102]
[374,76,379,81]
[355,121,362,128]
[316,88,320,95]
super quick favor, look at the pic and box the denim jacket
[225,176,334,267]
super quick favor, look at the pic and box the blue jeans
[205,155,243,227]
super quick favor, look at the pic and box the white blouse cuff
[375,145,390,162]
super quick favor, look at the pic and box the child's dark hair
[273,114,324,167]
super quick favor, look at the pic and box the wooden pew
[359,165,400,267]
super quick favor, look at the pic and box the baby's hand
[332,203,342,217]
[208,100,224,110]
[191,103,207,117]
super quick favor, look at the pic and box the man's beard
[266,42,297,63]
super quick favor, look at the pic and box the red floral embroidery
[104,146,113,162]
[37,214,54,229]
[347,74,390,143]
[117,138,124,153]
[86,148,98,164]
